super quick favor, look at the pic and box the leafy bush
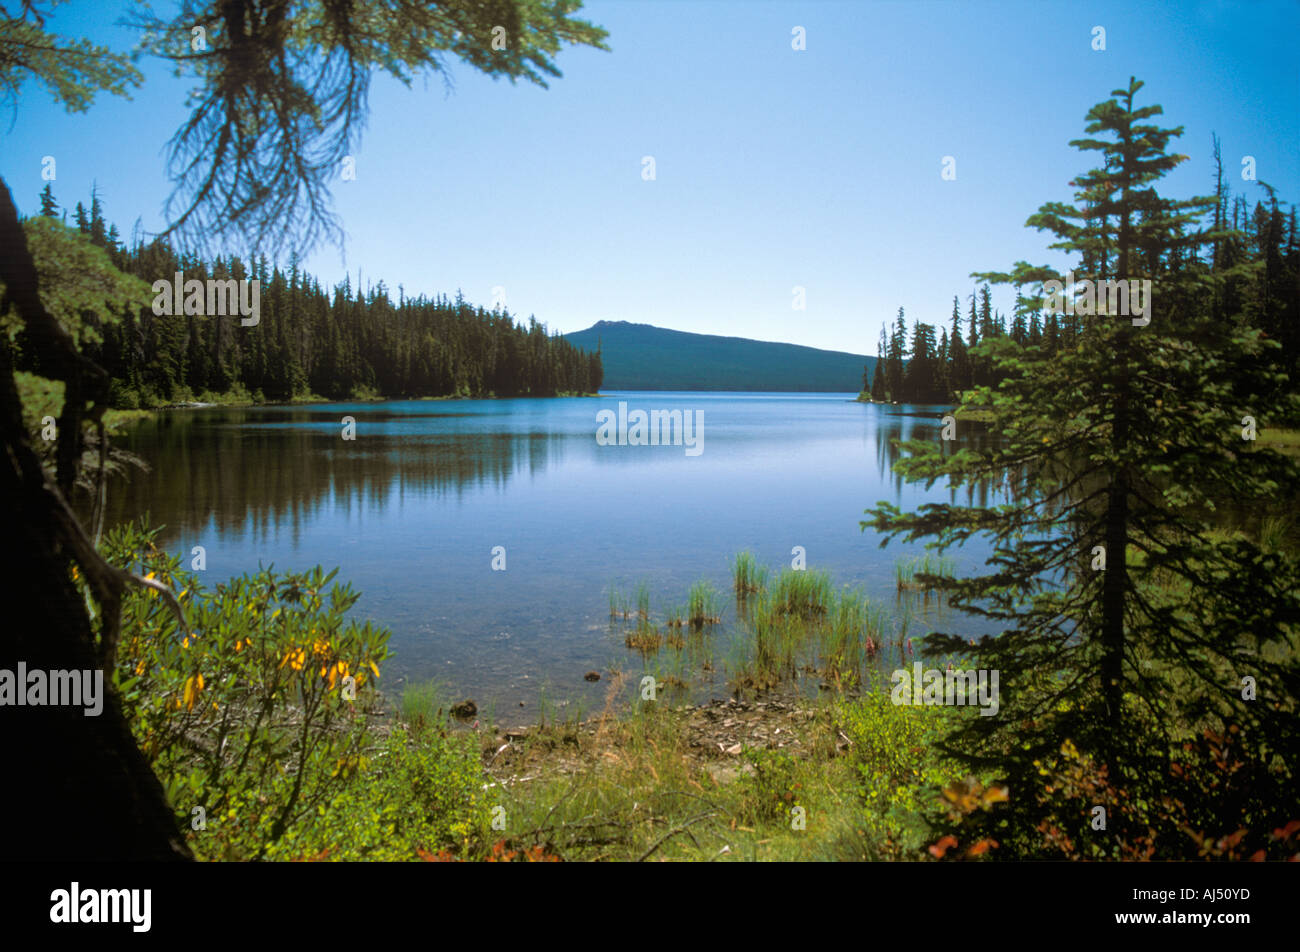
[836,688,963,856]
[101,521,395,859]
[958,728,1300,861]
[738,747,803,824]
[268,724,490,861]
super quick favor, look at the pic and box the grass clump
[688,580,722,627]
[894,554,955,593]
[770,567,832,618]
[732,551,768,596]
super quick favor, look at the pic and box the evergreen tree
[885,307,907,401]
[948,295,971,398]
[865,77,1299,859]
[38,183,58,217]
[870,326,887,401]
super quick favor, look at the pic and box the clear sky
[3,0,1297,355]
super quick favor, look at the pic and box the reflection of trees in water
[99,410,565,542]
[873,408,1003,509]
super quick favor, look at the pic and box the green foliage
[836,690,963,857]
[0,6,141,113]
[738,747,803,823]
[687,580,721,626]
[100,521,395,860]
[2,216,150,353]
[864,76,1300,858]
[268,724,489,861]
[13,370,62,431]
[53,213,604,402]
[769,567,831,618]
[731,550,767,595]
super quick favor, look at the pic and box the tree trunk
[0,176,190,861]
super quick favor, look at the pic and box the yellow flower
[134,660,146,676]
[280,647,307,671]
[183,671,200,712]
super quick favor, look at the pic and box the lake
[103,392,996,719]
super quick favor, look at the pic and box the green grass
[635,581,651,621]
[894,554,955,592]
[398,678,457,727]
[608,582,632,620]
[1256,426,1300,456]
[732,551,768,595]
[820,588,885,685]
[487,686,967,861]
[770,567,832,618]
[688,581,722,627]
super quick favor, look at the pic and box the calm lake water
[104,392,997,718]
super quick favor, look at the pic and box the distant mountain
[565,321,876,392]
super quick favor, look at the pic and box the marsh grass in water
[688,581,722,627]
[732,551,768,596]
[770,567,832,618]
[604,555,948,697]
[894,554,955,593]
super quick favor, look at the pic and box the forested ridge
[21,186,604,406]
[565,320,877,391]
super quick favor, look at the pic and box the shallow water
[103,392,996,715]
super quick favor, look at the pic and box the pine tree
[39,183,58,217]
[870,325,887,402]
[885,307,907,401]
[865,77,1300,858]
[948,295,971,398]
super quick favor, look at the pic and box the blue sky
[3,0,1297,355]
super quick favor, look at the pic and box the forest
[868,161,1300,407]
[20,185,604,406]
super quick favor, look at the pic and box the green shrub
[738,747,803,824]
[108,379,140,409]
[267,724,490,861]
[836,687,962,856]
[101,520,394,860]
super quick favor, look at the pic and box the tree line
[866,162,1300,406]
[28,185,604,405]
